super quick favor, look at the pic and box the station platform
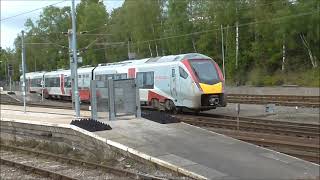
[0,105,89,124]
[96,119,319,179]
[1,105,319,179]
[226,86,320,96]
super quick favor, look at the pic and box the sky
[0,0,124,50]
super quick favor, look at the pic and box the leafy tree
[8,0,319,86]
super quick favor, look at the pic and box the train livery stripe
[60,74,65,95]
[214,62,224,81]
[181,59,198,82]
[181,59,203,92]
[79,89,90,101]
[128,68,136,78]
[148,90,168,103]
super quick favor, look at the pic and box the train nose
[209,96,219,106]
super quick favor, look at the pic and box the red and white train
[22,53,227,111]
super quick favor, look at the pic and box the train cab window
[136,72,154,89]
[179,67,188,79]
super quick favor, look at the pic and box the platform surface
[1,105,319,179]
[96,118,319,179]
[0,105,90,124]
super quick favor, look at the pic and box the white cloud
[1,0,124,49]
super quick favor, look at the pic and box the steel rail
[1,158,77,180]
[227,94,320,107]
[199,113,320,128]
[0,144,165,180]
[177,115,319,139]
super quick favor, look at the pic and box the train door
[170,66,180,100]
[60,74,65,95]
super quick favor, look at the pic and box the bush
[245,68,320,87]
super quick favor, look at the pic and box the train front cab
[182,58,227,111]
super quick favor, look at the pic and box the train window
[45,77,60,87]
[95,74,113,81]
[179,67,188,79]
[31,78,42,87]
[121,73,127,79]
[172,69,175,77]
[95,75,101,80]
[136,72,154,89]
[114,73,127,80]
[86,74,89,78]
[64,77,71,88]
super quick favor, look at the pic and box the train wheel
[165,100,179,114]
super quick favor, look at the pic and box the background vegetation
[0,0,319,86]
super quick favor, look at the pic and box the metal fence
[0,81,20,92]
[90,79,141,121]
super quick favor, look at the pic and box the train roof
[24,71,46,78]
[24,53,213,77]
[95,53,212,71]
[44,69,70,76]
[78,66,94,74]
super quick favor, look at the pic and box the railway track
[0,144,164,180]
[174,114,320,164]
[227,94,320,107]
[176,113,320,139]
[2,93,319,164]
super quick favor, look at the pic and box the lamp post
[71,0,80,117]
[21,30,27,113]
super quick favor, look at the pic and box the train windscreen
[189,59,220,85]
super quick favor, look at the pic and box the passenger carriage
[23,53,227,112]
[24,72,46,94]
[43,70,71,99]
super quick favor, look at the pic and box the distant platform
[209,103,320,124]
[227,86,320,96]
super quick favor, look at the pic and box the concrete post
[71,0,80,117]
[21,30,27,113]
[68,29,75,110]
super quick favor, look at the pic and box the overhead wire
[1,0,68,22]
